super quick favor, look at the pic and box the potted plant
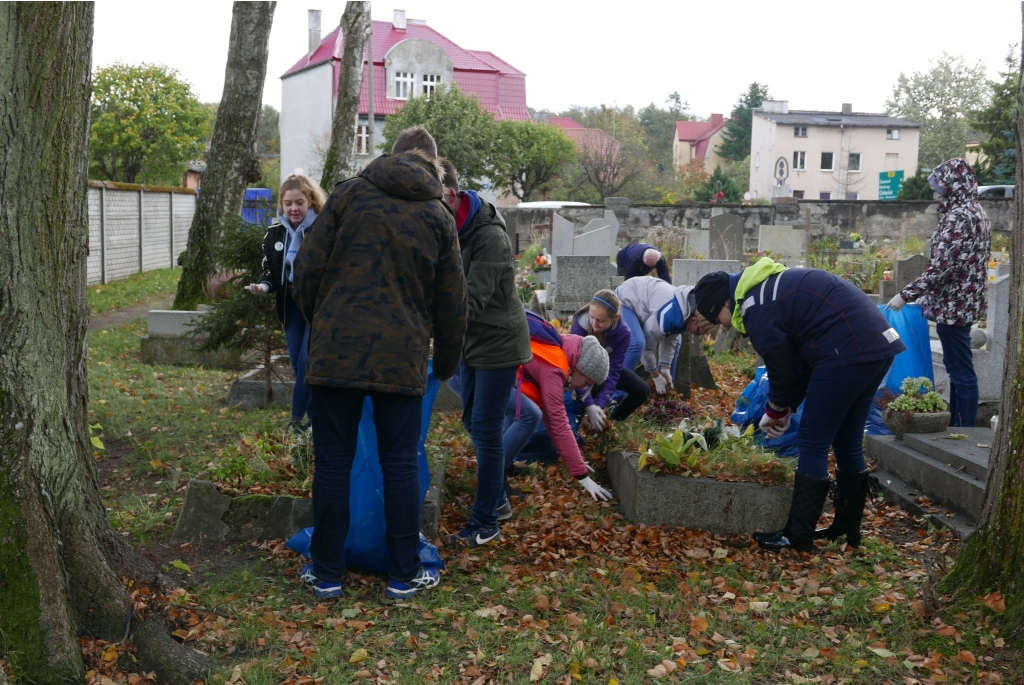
[882,377,950,440]
[849,232,862,248]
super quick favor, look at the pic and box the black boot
[815,469,870,547]
[754,471,830,553]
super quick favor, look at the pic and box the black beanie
[695,271,731,322]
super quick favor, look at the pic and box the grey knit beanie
[575,335,610,385]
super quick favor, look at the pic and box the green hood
[733,257,787,334]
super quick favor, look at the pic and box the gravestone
[894,255,928,292]
[550,214,575,283]
[672,259,743,287]
[673,333,717,397]
[572,212,619,257]
[686,229,710,258]
[880,280,898,299]
[551,256,611,317]
[708,214,744,261]
[758,225,805,264]
[140,310,242,369]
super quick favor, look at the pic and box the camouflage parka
[292,150,468,396]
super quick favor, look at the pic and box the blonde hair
[695,311,721,341]
[278,174,326,214]
[590,289,621,318]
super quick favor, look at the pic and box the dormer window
[395,72,414,100]
[422,74,439,97]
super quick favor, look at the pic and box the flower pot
[883,410,951,441]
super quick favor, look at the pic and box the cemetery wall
[503,199,1013,252]
[86,181,197,285]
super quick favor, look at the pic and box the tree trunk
[320,1,371,189]
[943,11,1024,644]
[0,4,215,682]
[174,1,276,310]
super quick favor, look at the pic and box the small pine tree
[695,165,742,203]
[190,210,284,404]
[896,169,934,201]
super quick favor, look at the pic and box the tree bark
[320,1,371,189]
[0,4,215,682]
[943,9,1024,644]
[174,1,276,310]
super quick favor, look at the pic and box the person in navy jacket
[695,258,907,553]
[616,243,671,282]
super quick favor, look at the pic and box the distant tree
[256,104,280,154]
[721,156,750,195]
[489,120,576,202]
[321,1,370,188]
[381,84,496,188]
[718,82,771,162]
[89,63,209,184]
[885,53,990,167]
[658,159,709,203]
[896,169,935,200]
[638,92,691,175]
[694,165,742,203]
[972,46,1019,184]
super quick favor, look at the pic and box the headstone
[879,280,898,299]
[894,255,928,291]
[686,228,710,258]
[551,255,611,317]
[573,211,620,257]
[712,327,738,354]
[757,225,805,264]
[550,213,574,282]
[171,480,231,543]
[708,214,744,261]
[672,259,743,287]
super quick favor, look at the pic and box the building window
[755,152,759,168]
[356,124,369,154]
[793,151,806,170]
[395,71,413,100]
[820,152,834,171]
[422,74,439,97]
[848,153,861,172]
[887,129,900,140]
[819,192,831,200]
[846,192,859,200]
[794,126,807,138]
[793,190,805,199]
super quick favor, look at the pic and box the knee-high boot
[754,471,831,553]
[814,469,870,548]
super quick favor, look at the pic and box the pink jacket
[519,334,588,478]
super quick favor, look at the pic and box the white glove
[245,283,270,294]
[579,476,613,502]
[759,411,792,439]
[885,294,905,312]
[652,373,671,395]
[585,405,607,432]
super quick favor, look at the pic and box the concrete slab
[147,309,206,338]
[903,428,991,480]
[873,468,976,539]
[671,259,742,287]
[171,480,231,543]
[226,367,293,408]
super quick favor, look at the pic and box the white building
[749,101,920,201]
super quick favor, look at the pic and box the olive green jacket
[458,199,531,370]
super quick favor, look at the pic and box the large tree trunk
[320,1,371,189]
[0,4,215,682]
[174,1,276,310]
[943,11,1024,644]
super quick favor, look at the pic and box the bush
[888,377,947,413]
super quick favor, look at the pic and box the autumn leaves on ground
[58,274,1021,685]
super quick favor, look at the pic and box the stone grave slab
[672,259,742,287]
[171,480,231,543]
[903,428,991,480]
[708,214,744,261]
[686,228,710,258]
[551,255,611,314]
[757,225,805,263]
[895,255,928,291]
[879,280,898,299]
[141,309,243,369]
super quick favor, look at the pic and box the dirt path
[88,294,174,331]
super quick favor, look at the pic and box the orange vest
[519,340,569,409]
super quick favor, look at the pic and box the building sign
[879,170,904,201]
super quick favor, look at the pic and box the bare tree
[320,1,371,189]
[0,3,215,681]
[174,1,276,310]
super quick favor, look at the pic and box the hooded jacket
[616,243,671,282]
[570,306,631,409]
[456,191,532,370]
[900,158,992,326]
[292,151,468,396]
[615,276,695,372]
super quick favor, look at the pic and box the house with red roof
[546,117,620,158]
[280,9,530,186]
[672,114,727,172]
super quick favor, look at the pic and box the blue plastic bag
[286,530,444,574]
[284,361,444,574]
[730,366,803,457]
[879,303,933,394]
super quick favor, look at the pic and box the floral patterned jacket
[900,158,992,327]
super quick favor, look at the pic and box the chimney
[393,9,406,30]
[308,10,321,60]
[710,113,724,126]
[761,100,789,114]
[841,103,853,115]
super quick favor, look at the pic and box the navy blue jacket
[735,268,907,410]
[616,243,671,282]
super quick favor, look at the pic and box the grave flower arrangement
[882,377,951,440]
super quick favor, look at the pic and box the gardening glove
[245,282,270,294]
[652,372,671,395]
[759,411,792,439]
[884,294,905,312]
[585,405,608,433]
[579,476,613,502]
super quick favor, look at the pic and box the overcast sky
[94,0,1021,118]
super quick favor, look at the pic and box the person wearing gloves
[245,174,326,432]
[885,158,991,427]
[694,257,906,553]
[515,319,614,503]
[615,276,700,395]
[570,289,649,432]
[616,243,671,282]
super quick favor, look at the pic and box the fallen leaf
[349,648,368,664]
[570,662,582,681]
[101,645,118,662]
[936,626,957,637]
[171,559,192,573]
[870,648,896,658]
[530,654,552,682]
[717,658,740,672]
[957,650,976,666]
[646,664,668,678]
[660,660,677,673]
[228,666,242,683]
[979,591,1006,614]
[533,594,551,612]
[352,670,372,679]
[689,616,709,635]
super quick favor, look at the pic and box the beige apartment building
[749,101,920,201]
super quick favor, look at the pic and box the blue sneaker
[449,524,501,549]
[299,563,343,599]
[385,567,440,599]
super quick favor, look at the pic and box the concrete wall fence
[500,198,1014,253]
[87,181,197,286]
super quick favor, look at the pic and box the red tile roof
[546,116,583,129]
[674,114,726,143]
[283,20,529,121]
[548,118,620,157]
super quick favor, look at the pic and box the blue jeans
[517,391,583,463]
[936,323,978,427]
[307,386,423,583]
[284,292,312,422]
[797,357,893,478]
[459,363,518,529]
[447,373,543,472]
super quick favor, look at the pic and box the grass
[88,267,182,315]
